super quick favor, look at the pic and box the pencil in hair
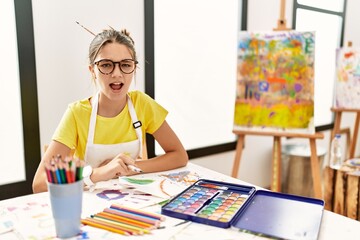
[76,21,96,36]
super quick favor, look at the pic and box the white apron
[84,93,143,167]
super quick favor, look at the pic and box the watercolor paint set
[161,179,325,239]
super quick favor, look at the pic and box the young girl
[32,28,188,193]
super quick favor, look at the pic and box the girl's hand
[98,153,137,179]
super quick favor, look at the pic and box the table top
[0,162,359,239]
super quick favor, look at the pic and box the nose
[111,63,123,76]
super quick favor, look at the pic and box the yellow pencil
[96,212,155,229]
[81,218,130,236]
[92,215,150,234]
[88,217,142,235]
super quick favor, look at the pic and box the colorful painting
[335,47,360,109]
[234,31,315,133]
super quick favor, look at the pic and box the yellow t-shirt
[52,90,168,160]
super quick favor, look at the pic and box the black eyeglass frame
[94,59,138,75]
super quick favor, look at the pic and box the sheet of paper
[118,167,203,199]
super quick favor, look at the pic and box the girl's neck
[96,94,127,118]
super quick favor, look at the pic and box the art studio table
[0,162,360,239]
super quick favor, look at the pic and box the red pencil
[44,162,53,183]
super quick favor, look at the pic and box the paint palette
[162,179,325,239]
[161,179,256,228]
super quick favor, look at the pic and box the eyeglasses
[94,59,138,75]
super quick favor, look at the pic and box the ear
[89,64,94,73]
[89,65,96,79]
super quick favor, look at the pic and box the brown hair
[88,29,137,65]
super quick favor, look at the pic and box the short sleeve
[130,91,168,134]
[52,105,78,149]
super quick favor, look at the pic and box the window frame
[0,0,41,200]
[292,0,347,132]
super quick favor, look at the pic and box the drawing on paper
[159,170,200,186]
[234,31,315,133]
[0,199,55,239]
[335,47,360,109]
[119,170,201,199]
[95,188,163,209]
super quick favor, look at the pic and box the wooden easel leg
[309,139,322,199]
[271,136,282,192]
[231,135,245,178]
[350,112,360,158]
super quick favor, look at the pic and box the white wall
[154,0,238,153]
[32,0,360,188]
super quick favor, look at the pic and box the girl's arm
[32,141,72,193]
[135,120,188,172]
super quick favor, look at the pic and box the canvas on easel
[232,31,324,199]
[327,44,360,207]
[329,45,360,161]
[334,47,360,109]
[234,31,316,134]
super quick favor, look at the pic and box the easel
[231,0,325,199]
[231,131,324,199]
[273,0,291,31]
[323,42,360,212]
[330,42,360,159]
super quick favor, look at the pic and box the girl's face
[89,42,135,102]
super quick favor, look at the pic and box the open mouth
[110,83,124,90]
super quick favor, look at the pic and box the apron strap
[84,93,99,162]
[127,95,143,158]
[87,93,98,145]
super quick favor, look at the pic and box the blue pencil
[55,166,62,184]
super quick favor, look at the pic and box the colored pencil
[45,168,52,183]
[65,167,72,183]
[127,165,143,173]
[96,211,155,229]
[87,217,140,235]
[58,162,66,183]
[81,218,130,236]
[75,159,84,181]
[92,215,149,234]
[49,165,57,184]
[110,204,166,221]
[45,162,54,183]
[54,166,62,184]
[70,158,77,183]
[104,208,160,226]
[63,156,73,183]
